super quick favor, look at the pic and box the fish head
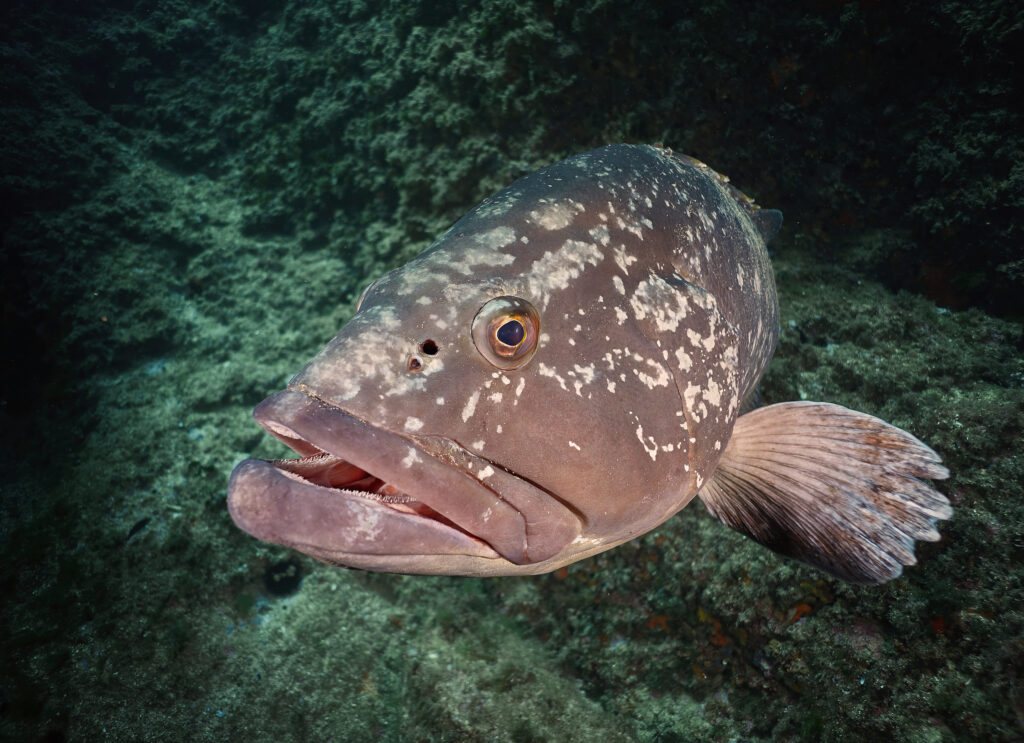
[227,145,744,575]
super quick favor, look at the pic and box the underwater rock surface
[1,1,1021,741]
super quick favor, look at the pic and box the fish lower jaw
[268,450,486,540]
[226,457,506,571]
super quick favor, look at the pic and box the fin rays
[700,401,952,584]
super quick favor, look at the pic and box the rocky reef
[2,1,1021,740]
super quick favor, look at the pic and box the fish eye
[496,320,524,347]
[472,296,540,369]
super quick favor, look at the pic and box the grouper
[227,144,951,583]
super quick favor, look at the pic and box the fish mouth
[227,389,581,575]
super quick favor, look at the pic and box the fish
[227,144,951,584]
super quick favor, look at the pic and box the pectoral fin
[699,401,952,584]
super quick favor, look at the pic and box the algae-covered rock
[1,1,1021,741]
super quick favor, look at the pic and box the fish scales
[228,144,951,584]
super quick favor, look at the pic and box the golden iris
[472,296,540,369]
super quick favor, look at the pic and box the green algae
[2,1,1022,741]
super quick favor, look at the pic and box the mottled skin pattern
[227,145,789,575]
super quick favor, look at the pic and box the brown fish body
[228,145,950,583]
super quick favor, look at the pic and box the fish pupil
[496,319,525,347]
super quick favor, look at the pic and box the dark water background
[2,1,1021,741]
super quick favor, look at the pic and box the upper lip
[228,388,580,565]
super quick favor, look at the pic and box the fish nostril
[408,356,424,372]
[420,339,439,356]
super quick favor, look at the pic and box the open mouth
[227,389,582,573]
[268,450,476,537]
